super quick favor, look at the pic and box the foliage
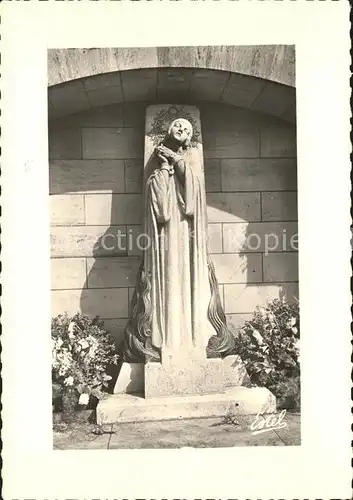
[231,298,300,410]
[52,312,120,407]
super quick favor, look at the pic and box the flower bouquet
[52,312,120,421]
[231,298,300,410]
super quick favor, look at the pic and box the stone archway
[48,46,295,87]
[48,47,296,124]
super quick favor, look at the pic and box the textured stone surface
[224,282,299,314]
[107,415,290,448]
[101,318,127,345]
[54,413,302,449]
[190,69,229,102]
[222,72,265,108]
[223,355,251,387]
[49,159,125,195]
[126,224,143,256]
[51,257,86,290]
[262,191,298,221]
[221,158,297,192]
[97,386,276,424]
[121,69,157,102]
[201,102,260,130]
[206,192,261,223]
[82,127,143,159]
[50,80,90,116]
[125,159,144,193]
[260,123,297,158]
[252,81,295,117]
[51,287,129,318]
[50,225,127,257]
[86,256,141,288]
[48,50,296,123]
[84,193,142,225]
[226,313,253,329]
[87,85,123,108]
[123,102,147,127]
[145,356,225,398]
[207,223,223,254]
[211,253,262,284]
[157,68,193,101]
[222,221,298,253]
[282,103,297,123]
[203,127,259,159]
[114,363,144,394]
[50,194,85,226]
[83,71,122,91]
[53,425,111,450]
[66,104,124,127]
[263,252,299,282]
[204,159,221,192]
[49,126,82,159]
[48,46,295,87]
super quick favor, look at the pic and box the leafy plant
[230,298,300,410]
[52,312,120,411]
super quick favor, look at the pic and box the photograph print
[49,45,300,449]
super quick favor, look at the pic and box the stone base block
[97,387,276,425]
[113,356,251,396]
[223,355,251,387]
[113,362,144,394]
[145,357,225,398]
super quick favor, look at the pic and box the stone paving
[53,411,300,449]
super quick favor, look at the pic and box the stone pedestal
[103,354,269,425]
[145,358,224,398]
[114,354,251,396]
[97,386,276,425]
[145,348,226,398]
[113,362,144,394]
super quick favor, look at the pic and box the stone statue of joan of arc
[123,118,234,362]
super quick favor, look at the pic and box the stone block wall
[49,101,298,344]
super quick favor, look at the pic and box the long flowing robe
[145,147,214,351]
[123,146,233,362]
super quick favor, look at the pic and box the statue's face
[169,119,192,144]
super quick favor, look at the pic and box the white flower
[87,335,98,346]
[78,393,89,405]
[294,338,300,352]
[258,306,267,316]
[78,338,89,350]
[56,338,63,348]
[294,339,300,363]
[251,329,264,345]
[64,376,74,386]
[286,317,297,329]
[68,321,76,339]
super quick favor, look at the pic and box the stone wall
[49,101,298,344]
[48,46,295,87]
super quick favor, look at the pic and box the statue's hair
[167,118,193,149]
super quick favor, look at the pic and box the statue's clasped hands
[155,145,184,175]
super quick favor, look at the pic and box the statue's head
[167,118,193,149]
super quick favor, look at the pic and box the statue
[123,115,234,362]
